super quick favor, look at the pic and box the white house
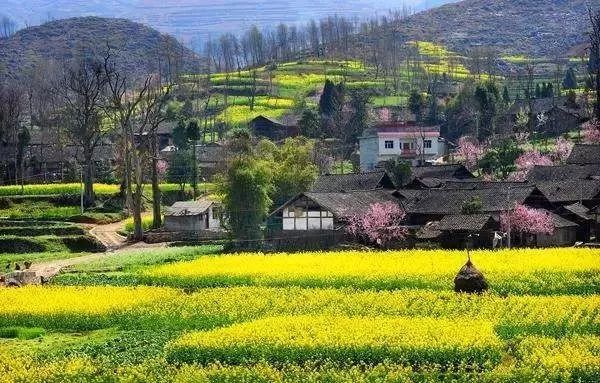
[164,199,223,232]
[359,122,447,171]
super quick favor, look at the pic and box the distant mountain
[2,1,458,47]
[0,17,200,78]
[396,0,590,56]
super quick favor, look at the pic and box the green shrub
[0,326,45,340]
[0,226,85,237]
[61,236,106,253]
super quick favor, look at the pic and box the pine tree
[563,68,578,90]
[502,85,511,105]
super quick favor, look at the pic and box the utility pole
[506,186,512,249]
[80,166,84,215]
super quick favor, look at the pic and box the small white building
[359,122,447,171]
[164,199,223,232]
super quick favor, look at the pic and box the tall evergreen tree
[502,85,511,105]
[563,68,578,90]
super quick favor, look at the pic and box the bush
[0,226,85,237]
[0,327,45,340]
[0,197,12,209]
[61,236,106,253]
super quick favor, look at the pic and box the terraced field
[0,247,598,382]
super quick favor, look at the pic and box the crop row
[1,286,598,335]
[0,183,192,197]
[142,248,600,295]
[166,315,503,366]
[1,335,598,382]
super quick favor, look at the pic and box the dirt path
[30,220,166,280]
[89,220,128,251]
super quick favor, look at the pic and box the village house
[504,97,588,136]
[270,189,398,232]
[402,164,475,189]
[164,199,223,232]
[566,144,600,165]
[249,115,299,142]
[359,122,447,171]
[0,126,115,183]
[269,172,398,233]
[195,142,228,178]
[527,164,600,181]
[309,171,395,193]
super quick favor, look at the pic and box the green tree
[384,158,412,188]
[408,90,425,123]
[535,83,541,98]
[298,109,322,138]
[260,137,319,207]
[461,196,483,214]
[166,150,193,194]
[474,81,500,137]
[502,85,511,105]
[563,68,578,90]
[345,89,372,144]
[478,138,523,179]
[220,157,272,242]
[319,79,338,117]
[186,121,201,197]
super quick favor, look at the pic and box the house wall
[164,215,207,232]
[282,207,335,231]
[359,136,380,171]
[208,205,222,229]
[536,227,577,247]
[360,133,443,171]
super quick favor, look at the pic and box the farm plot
[0,247,598,382]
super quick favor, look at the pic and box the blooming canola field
[0,248,599,382]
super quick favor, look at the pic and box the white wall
[208,205,222,229]
[282,207,334,230]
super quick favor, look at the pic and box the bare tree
[103,49,153,241]
[55,57,110,206]
[137,79,173,229]
[589,7,600,120]
[0,81,25,184]
[0,16,16,39]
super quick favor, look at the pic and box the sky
[4,0,457,45]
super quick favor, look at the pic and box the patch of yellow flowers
[143,248,600,293]
[166,315,503,366]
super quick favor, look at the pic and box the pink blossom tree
[500,203,554,236]
[346,201,408,247]
[582,119,600,144]
[457,136,485,171]
[551,137,574,163]
[509,150,553,181]
[377,108,391,122]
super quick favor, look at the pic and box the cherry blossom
[500,203,554,235]
[456,136,485,171]
[551,137,574,163]
[347,201,407,247]
[582,119,600,144]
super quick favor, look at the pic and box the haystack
[454,260,488,294]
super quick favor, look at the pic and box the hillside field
[0,247,598,382]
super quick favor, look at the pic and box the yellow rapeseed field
[166,315,503,366]
[143,248,600,293]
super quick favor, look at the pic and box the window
[403,142,411,150]
[424,140,432,149]
[384,140,394,149]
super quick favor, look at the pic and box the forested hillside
[0,17,200,78]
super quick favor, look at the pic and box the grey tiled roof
[527,164,600,181]
[165,200,213,216]
[310,171,394,193]
[396,185,543,215]
[436,214,498,231]
[566,144,600,165]
[536,180,600,204]
[304,190,400,219]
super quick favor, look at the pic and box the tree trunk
[151,135,162,229]
[596,71,600,120]
[83,151,95,207]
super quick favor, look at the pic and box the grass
[0,183,194,197]
[0,326,45,340]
